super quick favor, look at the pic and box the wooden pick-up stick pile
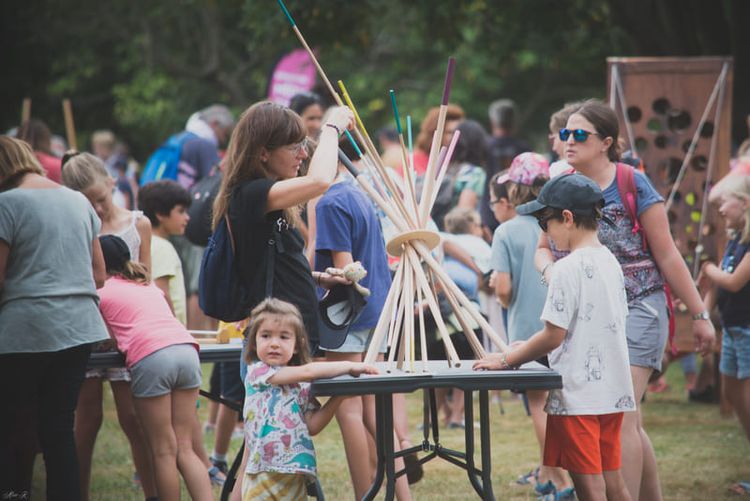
[277,0,508,372]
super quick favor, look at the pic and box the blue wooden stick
[344,130,364,159]
[407,115,413,153]
[389,89,403,135]
[276,0,296,26]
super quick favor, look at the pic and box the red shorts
[543,413,624,474]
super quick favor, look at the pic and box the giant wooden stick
[429,130,461,211]
[62,99,77,150]
[413,240,508,352]
[416,281,429,372]
[404,247,460,365]
[339,80,417,229]
[364,259,404,364]
[277,0,341,105]
[389,89,420,220]
[419,57,455,226]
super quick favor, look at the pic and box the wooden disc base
[386,229,441,257]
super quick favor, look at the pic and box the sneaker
[689,385,717,403]
[210,457,229,475]
[203,422,216,434]
[208,465,226,487]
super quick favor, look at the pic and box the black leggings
[0,343,92,501]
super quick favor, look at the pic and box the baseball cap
[516,173,604,217]
[495,152,549,186]
[99,234,131,272]
[317,284,367,350]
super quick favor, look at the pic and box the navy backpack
[198,216,254,322]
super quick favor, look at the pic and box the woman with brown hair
[535,99,715,500]
[210,101,354,498]
[212,101,355,354]
[0,136,108,500]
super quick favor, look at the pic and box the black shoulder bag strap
[264,219,284,297]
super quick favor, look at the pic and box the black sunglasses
[536,213,556,232]
[559,128,600,143]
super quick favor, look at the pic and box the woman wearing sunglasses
[535,99,714,501]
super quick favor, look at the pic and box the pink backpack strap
[615,163,676,353]
[615,162,648,251]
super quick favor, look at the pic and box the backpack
[615,163,677,350]
[198,216,254,322]
[186,169,222,246]
[139,131,196,186]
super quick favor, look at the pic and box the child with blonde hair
[242,298,378,500]
[699,174,750,496]
[61,151,155,500]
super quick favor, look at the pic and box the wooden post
[21,98,31,124]
[62,99,77,150]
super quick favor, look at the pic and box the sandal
[539,487,576,500]
[515,466,540,485]
[535,481,576,501]
[729,481,750,496]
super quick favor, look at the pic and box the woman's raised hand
[323,106,355,134]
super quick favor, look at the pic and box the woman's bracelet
[500,351,516,370]
[325,123,342,136]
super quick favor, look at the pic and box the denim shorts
[130,343,201,398]
[625,291,669,371]
[323,328,387,354]
[719,325,750,379]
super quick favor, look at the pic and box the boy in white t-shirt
[474,173,635,501]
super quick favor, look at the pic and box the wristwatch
[691,310,710,321]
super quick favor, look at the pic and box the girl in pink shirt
[97,235,212,501]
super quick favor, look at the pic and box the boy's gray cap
[516,173,605,216]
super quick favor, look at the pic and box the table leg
[362,393,395,501]
[479,390,495,500]
[382,393,396,500]
[463,390,485,498]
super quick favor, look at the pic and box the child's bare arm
[701,254,750,293]
[153,276,176,315]
[473,321,566,370]
[306,396,346,436]
[494,271,512,308]
[268,362,379,386]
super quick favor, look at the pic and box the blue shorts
[323,328,386,354]
[719,325,750,379]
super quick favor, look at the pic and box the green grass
[32,364,749,500]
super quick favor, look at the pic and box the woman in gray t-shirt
[0,137,108,500]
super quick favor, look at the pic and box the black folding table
[311,360,561,501]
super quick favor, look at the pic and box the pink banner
[267,49,317,106]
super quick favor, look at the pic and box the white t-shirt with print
[541,245,635,416]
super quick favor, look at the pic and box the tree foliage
[1,0,746,160]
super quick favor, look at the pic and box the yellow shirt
[151,235,187,325]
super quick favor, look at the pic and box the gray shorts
[626,291,669,371]
[323,328,387,354]
[130,343,201,398]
